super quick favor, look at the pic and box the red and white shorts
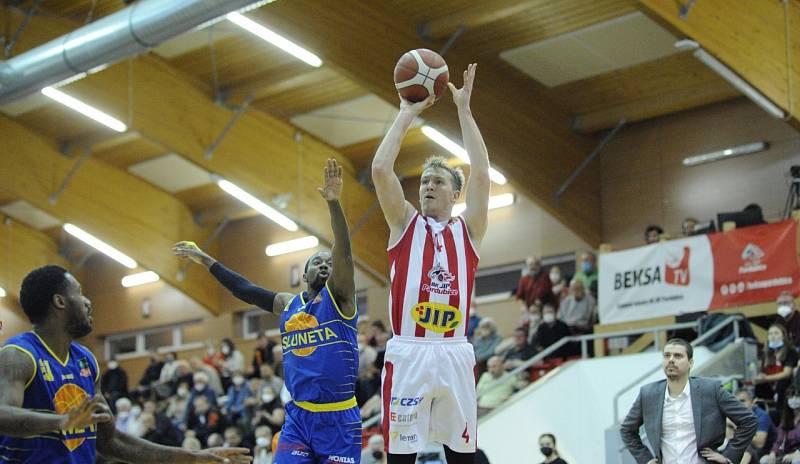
[381,336,477,454]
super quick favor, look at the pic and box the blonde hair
[422,155,465,193]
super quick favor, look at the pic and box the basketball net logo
[394,49,448,97]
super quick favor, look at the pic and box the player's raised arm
[371,96,433,239]
[318,159,356,318]
[448,63,490,245]
[172,241,291,313]
[0,347,111,437]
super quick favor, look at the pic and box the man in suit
[621,338,757,463]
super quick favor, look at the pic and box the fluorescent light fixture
[676,40,785,119]
[421,125,507,185]
[0,287,5,298]
[227,12,322,67]
[215,178,298,231]
[452,192,515,216]
[41,87,127,132]
[682,141,767,167]
[266,236,319,256]
[121,271,160,288]
[63,223,137,268]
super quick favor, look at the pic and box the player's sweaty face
[305,251,332,289]
[419,167,456,217]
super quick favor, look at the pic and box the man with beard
[620,338,757,464]
[0,265,250,463]
[174,159,359,464]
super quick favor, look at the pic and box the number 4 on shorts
[462,423,470,444]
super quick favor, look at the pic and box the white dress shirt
[661,381,700,464]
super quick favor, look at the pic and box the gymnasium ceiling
[2,0,783,313]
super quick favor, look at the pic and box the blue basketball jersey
[280,282,358,408]
[0,331,100,464]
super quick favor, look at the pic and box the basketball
[393,48,449,102]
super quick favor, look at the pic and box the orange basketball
[394,49,449,102]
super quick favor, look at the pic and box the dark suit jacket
[620,377,757,464]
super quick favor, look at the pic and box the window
[104,320,203,360]
[356,289,368,316]
[242,309,280,339]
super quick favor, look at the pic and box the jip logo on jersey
[411,302,461,332]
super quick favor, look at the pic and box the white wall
[477,348,714,463]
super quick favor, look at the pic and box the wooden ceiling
[0,0,754,307]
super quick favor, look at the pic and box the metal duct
[0,0,264,104]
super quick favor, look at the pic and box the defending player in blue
[0,265,251,463]
[174,158,361,464]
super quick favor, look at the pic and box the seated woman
[762,387,800,464]
[755,324,797,410]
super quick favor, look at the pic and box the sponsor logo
[411,302,461,332]
[390,396,424,407]
[53,383,95,451]
[281,312,338,357]
[390,432,418,443]
[326,456,355,463]
[739,243,767,274]
[61,373,74,380]
[422,265,458,295]
[291,450,311,457]
[78,358,92,378]
[390,411,419,423]
[39,359,54,382]
[614,247,691,289]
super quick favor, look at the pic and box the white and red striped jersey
[387,212,479,339]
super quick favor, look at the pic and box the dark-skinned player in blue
[174,158,360,464]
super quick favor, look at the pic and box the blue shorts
[273,402,362,464]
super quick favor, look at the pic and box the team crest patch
[78,358,92,377]
[422,264,458,296]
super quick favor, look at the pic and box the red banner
[709,220,800,309]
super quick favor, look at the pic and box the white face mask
[256,437,270,447]
[530,313,541,324]
[108,361,119,370]
[117,411,129,419]
[262,392,275,404]
[221,345,231,355]
[789,397,800,410]
[233,376,245,387]
[130,405,141,418]
[177,387,189,398]
[543,314,555,324]
[206,347,215,356]
[194,383,206,392]
[549,272,561,283]
[778,305,793,318]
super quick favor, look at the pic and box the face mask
[769,340,784,349]
[108,361,119,370]
[262,392,275,404]
[543,314,555,324]
[233,376,245,387]
[582,261,592,273]
[256,437,269,447]
[206,347,215,356]
[778,305,793,318]
[530,313,541,324]
[540,446,554,457]
[372,450,384,460]
[221,346,231,355]
[789,397,800,409]
[549,272,561,283]
[117,411,129,419]
[177,387,189,398]
[130,405,141,418]
[195,383,206,392]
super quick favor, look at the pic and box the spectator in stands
[476,356,516,417]
[705,419,758,464]
[252,384,285,434]
[549,265,568,307]
[218,338,245,391]
[165,381,191,428]
[503,327,536,370]
[736,389,776,458]
[369,320,388,347]
[181,436,201,451]
[185,395,226,447]
[101,357,128,409]
[645,224,664,244]
[115,397,136,434]
[251,333,275,378]
[516,256,554,312]
[190,356,224,395]
[776,291,800,347]
[743,203,767,226]
[523,304,543,345]
[159,352,180,384]
[223,425,249,450]
[252,425,274,464]
[531,303,572,360]
[467,305,481,340]
[538,433,567,464]
[755,324,797,411]
[358,332,378,376]
[224,372,252,423]
[139,351,164,389]
[558,279,596,335]
[188,371,217,408]
[361,435,386,464]
[572,252,598,298]
[139,410,183,447]
[272,345,284,379]
[258,363,284,399]
[206,433,224,448]
[472,318,502,366]
[764,387,800,463]
[682,217,699,236]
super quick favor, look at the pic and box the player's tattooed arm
[0,347,110,436]
[318,159,356,317]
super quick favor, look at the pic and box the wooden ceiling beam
[0,219,69,300]
[419,0,546,40]
[0,115,222,313]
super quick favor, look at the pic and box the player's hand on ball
[448,63,476,109]
[172,241,213,267]
[318,158,344,201]
[399,94,434,116]
[194,447,252,463]
[60,395,112,431]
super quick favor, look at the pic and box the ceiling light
[421,125,507,185]
[41,87,127,132]
[675,40,785,119]
[452,193,515,216]
[266,236,319,256]
[121,271,160,288]
[682,141,767,167]
[215,177,298,231]
[0,287,6,298]
[63,223,137,268]
[227,12,322,67]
